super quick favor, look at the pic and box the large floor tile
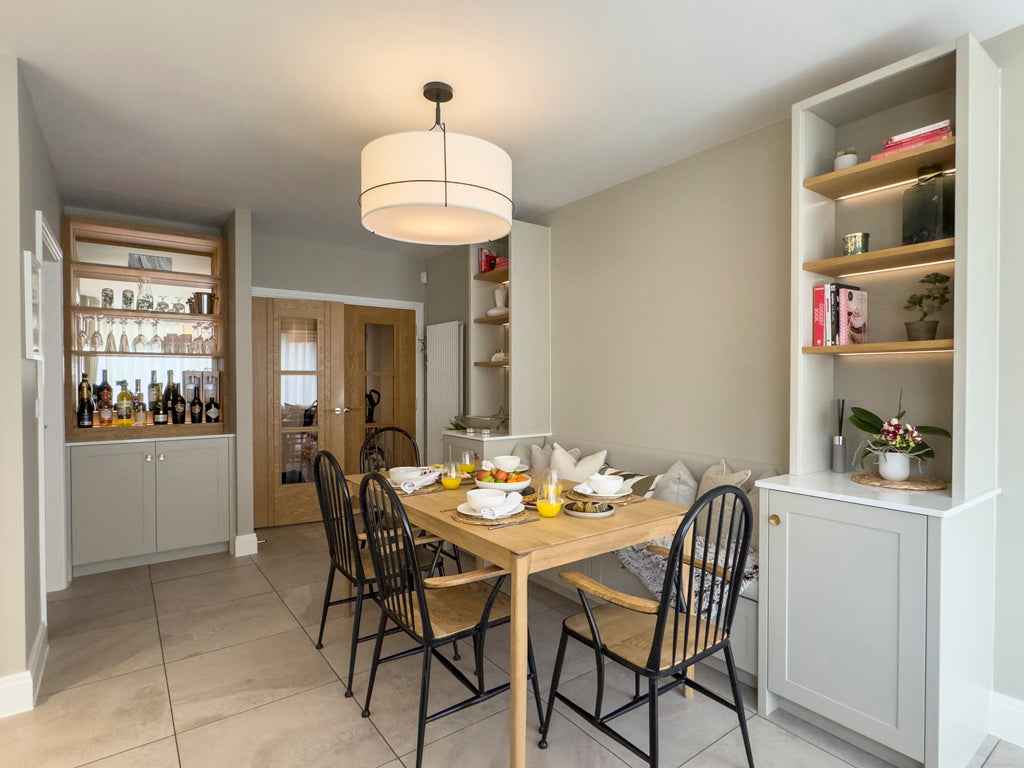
[47,565,151,602]
[150,550,251,582]
[766,707,896,768]
[683,715,851,768]
[165,628,336,732]
[356,648,517,757]
[47,584,155,639]
[0,666,172,768]
[41,617,163,694]
[254,550,331,591]
[401,707,628,768]
[81,737,180,767]
[176,682,396,768]
[554,663,746,768]
[159,592,299,663]
[528,579,589,616]
[985,740,1024,767]
[251,523,326,563]
[279,576,351,627]
[153,564,272,616]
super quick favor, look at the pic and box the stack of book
[477,248,510,273]
[870,119,952,160]
[813,283,868,346]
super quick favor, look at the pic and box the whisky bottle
[148,370,160,410]
[190,386,203,423]
[76,373,94,428]
[205,396,220,423]
[132,378,147,425]
[96,369,114,427]
[116,380,133,426]
[170,384,187,424]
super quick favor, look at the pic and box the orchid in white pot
[849,394,950,481]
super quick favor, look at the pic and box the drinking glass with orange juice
[541,469,563,496]
[536,480,562,518]
[458,450,476,475]
[441,462,462,490]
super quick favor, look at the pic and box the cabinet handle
[158,454,166,461]
[145,454,152,462]
[334,407,352,414]
[769,514,781,526]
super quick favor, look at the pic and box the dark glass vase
[902,164,954,245]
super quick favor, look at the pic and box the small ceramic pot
[878,453,911,482]
[905,320,939,341]
[834,153,859,171]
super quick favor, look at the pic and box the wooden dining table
[347,475,688,768]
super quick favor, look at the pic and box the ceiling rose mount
[359,81,513,246]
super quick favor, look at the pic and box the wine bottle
[190,386,203,423]
[148,370,160,410]
[96,369,114,427]
[132,378,147,425]
[76,373,94,428]
[152,394,168,425]
[205,396,220,423]
[163,370,175,407]
[116,380,133,426]
[171,384,187,424]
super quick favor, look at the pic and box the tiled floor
[5,522,1021,768]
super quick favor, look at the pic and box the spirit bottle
[96,369,114,427]
[116,380,133,426]
[163,370,175,407]
[152,394,168,425]
[205,396,220,423]
[76,373,94,428]
[148,370,161,410]
[190,386,203,424]
[132,378,147,425]
[170,384,187,424]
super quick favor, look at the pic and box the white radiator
[425,321,463,464]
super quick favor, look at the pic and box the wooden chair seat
[564,603,724,671]
[417,581,511,639]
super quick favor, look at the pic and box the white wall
[543,120,792,469]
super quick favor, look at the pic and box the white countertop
[68,433,235,447]
[755,471,1000,518]
[441,430,549,443]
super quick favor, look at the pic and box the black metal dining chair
[359,426,421,473]
[311,450,443,699]
[359,471,545,768]
[538,484,755,768]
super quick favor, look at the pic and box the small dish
[572,484,630,499]
[456,502,525,519]
[564,502,615,519]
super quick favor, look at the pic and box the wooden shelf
[71,307,220,321]
[473,267,509,283]
[72,261,220,289]
[803,239,955,277]
[66,422,226,443]
[803,137,955,199]
[802,339,953,355]
[73,351,220,358]
[474,360,509,367]
[473,314,509,325]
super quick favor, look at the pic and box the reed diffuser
[832,398,846,472]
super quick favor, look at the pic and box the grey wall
[984,25,1024,704]
[253,231,426,303]
[543,120,792,470]
[425,247,469,326]
[17,63,60,661]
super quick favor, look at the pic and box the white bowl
[475,475,531,493]
[492,455,521,472]
[587,473,624,495]
[466,488,507,512]
[389,466,429,484]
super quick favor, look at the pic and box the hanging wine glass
[75,315,89,352]
[204,323,216,355]
[118,319,130,353]
[132,320,149,353]
[104,316,117,353]
[192,322,203,354]
[149,319,163,354]
[89,315,104,352]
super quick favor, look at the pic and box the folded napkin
[481,460,495,472]
[575,482,596,495]
[481,492,523,519]
[401,470,440,495]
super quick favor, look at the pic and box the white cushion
[530,443,579,473]
[696,459,752,500]
[549,443,607,482]
[652,460,699,506]
[600,467,662,498]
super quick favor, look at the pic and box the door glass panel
[281,317,318,370]
[365,323,395,373]
[281,375,318,427]
[365,374,394,424]
[281,431,317,484]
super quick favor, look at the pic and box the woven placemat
[564,489,642,506]
[400,483,446,497]
[851,473,949,491]
[451,509,533,526]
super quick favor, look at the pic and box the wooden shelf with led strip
[802,238,955,278]
[803,137,955,199]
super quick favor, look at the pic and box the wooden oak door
[342,305,417,475]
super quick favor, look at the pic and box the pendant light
[360,82,512,246]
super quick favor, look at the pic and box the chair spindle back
[359,426,421,473]
[312,450,362,581]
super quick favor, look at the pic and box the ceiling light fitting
[359,81,512,246]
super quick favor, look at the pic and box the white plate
[456,502,526,519]
[573,484,630,499]
[475,475,531,492]
[388,470,438,488]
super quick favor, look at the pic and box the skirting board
[991,691,1024,748]
[233,533,258,557]
[0,621,51,717]
[29,621,47,704]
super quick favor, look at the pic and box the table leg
[509,555,530,768]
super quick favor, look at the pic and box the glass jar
[137,277,154,311]
[902,164,954,245]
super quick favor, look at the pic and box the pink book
[871,129,952,160]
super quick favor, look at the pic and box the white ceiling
[2,1,1023,257]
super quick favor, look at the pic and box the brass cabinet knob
[158,454,166,461]
[145,454,152,462]
[769,514,781,526]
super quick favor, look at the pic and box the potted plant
[849,393,951,481]
[834,147,858,171]
[904,272,951,340]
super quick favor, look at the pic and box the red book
[886,119,950,145]
[813,284,827,347]
[871,128,952,160]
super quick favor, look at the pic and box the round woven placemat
[564,490,642,505]
[451,509,533,526]
[851,473,949,491]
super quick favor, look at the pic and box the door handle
[769,514,781,526]
[334,407,352,414]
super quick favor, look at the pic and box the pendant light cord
[429,99,449,208]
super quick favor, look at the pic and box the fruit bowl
[474,474,531,493]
